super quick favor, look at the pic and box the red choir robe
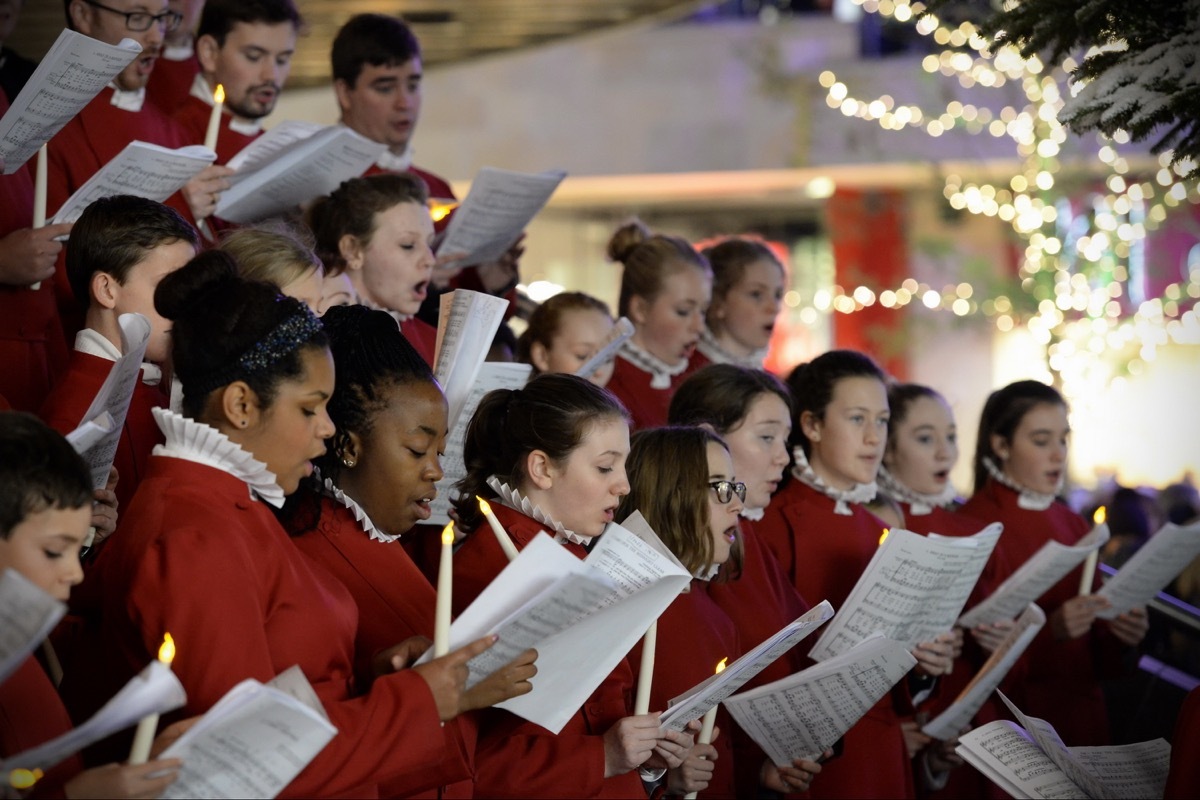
[627,580,740,799]
[451,502,646,798]
[959,480,1134,747]
[0,92,68,412]
[39,347,167,510]
[606,354,700,432]
[173,93,261,166]
[47,87,193,340]
[1165,686,1200,799]
[61,455,445,798]
[757,479,917,799]
[0,657,83,799]
[288,491,477,798]
[145,50,199,114]
[399,317,437,366]
[706,518,812,794]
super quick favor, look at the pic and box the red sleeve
[0,658,84,799]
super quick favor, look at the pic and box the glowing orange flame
[213,84,225,104]
[1093,506,1107,525]
[442,522,455,546]
[9,769,43,790]
[715,658,727,675]
[477,496,493,515]
[429,199,458,222]
[158,633,175,666]
[879,528,890,546]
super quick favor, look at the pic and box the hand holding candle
[204,84,225,152]
[1079,506,1105,596]
[478,496,518,561]
[684,658,727,799]
[128,633,175,764]
[633,620,657,714]
[434,523,454,657]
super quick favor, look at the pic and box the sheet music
[50,142,216,224]
[1067,740,1171,800]
[266,665,329,721]
[956,721,1089,799]
[64,313,151,489]
[438,166,567,265]
[574,317,634,379]
[0,661,185,772]
[160,677,336,799]
[433,290,513,429]
[215,125,385,224]
[0,30,141,173]
[1096,520,1200,618]
[0,569,67,685]
[426,361,531,526]
[922,604,1045,740]
[724,634,917,765]
[224,120,324,171]
[809,524,1001,661]
[958,524,1110,629]
[585,511,688,607]
[659,601,835,732]
[64,411,115,454]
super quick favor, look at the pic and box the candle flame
[477,496,493,515]
[8,769,43,790]
[158,633,176,665]
[1093,506,1107,525]
[714,657,727,675]
[879,528,890,546]
[429,199,458,222]
[213,83,225,104]
[442,522,455,546]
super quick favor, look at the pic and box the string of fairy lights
[800,0,1200,385]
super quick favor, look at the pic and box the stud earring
[342,457,356,468]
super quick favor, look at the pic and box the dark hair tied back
[786,350,886,457]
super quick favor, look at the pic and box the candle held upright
[128,633,176,764]
[1079,506,1106,596]
[434,523,454,657]
[204,84,225,152]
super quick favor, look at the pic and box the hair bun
[154,250,240,322]
[606,219,652,264]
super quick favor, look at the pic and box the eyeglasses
[81,0,184,32]
[708,480,747,505]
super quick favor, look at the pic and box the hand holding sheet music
[437,167,567,265]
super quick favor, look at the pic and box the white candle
[685,658,727,800]
[633,620,657,714]
[203,84,225,152]
[30,143,47,290]
[477,496,518,562]
[128,633,175,764]
[434,523,454,657]
[1079,506,1105,596]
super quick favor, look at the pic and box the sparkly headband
[188,307,324,398]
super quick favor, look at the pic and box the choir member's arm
[63,759,181,800]
[911,630,957,676]
[1049,595,1108,640]
[0,223,72,286]
[179,165,234,221]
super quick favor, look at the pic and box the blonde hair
[606,219,710,318]
[218,226,322,291]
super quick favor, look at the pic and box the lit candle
[434,522,454,657]
[633,620,657,714]
[685,658,727,800]
[30,143,47,290]
[204,84,225,152]
[878,527,890,547]
[128,633,175,764]
[8,769,43,791]
[477,496,518,562]
[1079,506,1105,595]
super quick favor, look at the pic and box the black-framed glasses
[82,0,183,32]
[709,480,747,505]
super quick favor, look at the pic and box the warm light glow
[715,658,727,675]
[9,769,43,790]
[1094,506,1107,525]
[429,200,459,222]
[879,528,890,546]
[158,633,175,666]
[477,496,493,516]
[442,522,455,546]
[213,84,225,104]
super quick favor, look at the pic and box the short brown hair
[307,172,428,277]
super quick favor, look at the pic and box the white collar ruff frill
[876,465,958,516]
[318,473,397,543]
[617,340,689,390]
[107,83,145,112]
[740,507,765,522]
[696,327,767,370]
[791,446,877,516]
[151,408,286,508]
[982,457,1058,511]
[485,476,595,547]
[694,564,721,581]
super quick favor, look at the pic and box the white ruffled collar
[318,473,397,543]
[189,74,262,136]
[485,476,594,546]
[696,327,767,369]
[983,457,1058,511]
[876,465,958,516]
[74,328,162,386]
[374,144,414,172]
[694,563,721,581]
[791,446,877,516]
[151,408,286,508]
[740,506,765,522]
[617,339,688,390]
[107,82,145,112]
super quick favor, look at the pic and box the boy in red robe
[40,196,197,510]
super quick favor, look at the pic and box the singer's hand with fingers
[182,165,234,221]
[645,725,695,770]
[970,619,1015,653]
[462,646,538,709]
[64,759,182,799]
[901,720,933,758]
[948,626,964,659]
[602,713,665,777]
[410,634,498,720]
[762,754,824,794]
[913,632,956,676]
[431,250,469,288]
[0,223,72,286]
[1051,595,1108,640]
[1107,605,1149,646]
[666,742,717,794]
[149,717,200,758]
[90,486,119,544]
[372,635,432,677]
